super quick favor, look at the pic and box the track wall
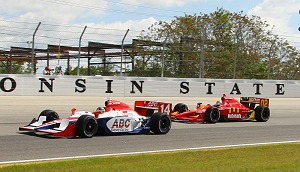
[0,74,298,97]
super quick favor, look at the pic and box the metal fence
[0,21,141,75]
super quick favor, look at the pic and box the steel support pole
[233,45,237,79]
[120,29,129,76]
[199,26,206,78]
[31,22,41,74]
[267,40,276,79]
[161,36,168,77]
[77,26,87,76]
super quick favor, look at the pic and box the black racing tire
[173,103,188,113]
[255,106,270,122]
[150,112,171,134]
[205,106,220,123]
[75,115,98,138]
[39,109,59,122]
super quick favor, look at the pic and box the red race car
[170,94,270,123]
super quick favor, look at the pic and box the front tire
[76,115,98,138]
[150,112,171,134]
[173,103,188,113]
[39,109,59,122]
[255,106,270,122]
[205,106,220,123]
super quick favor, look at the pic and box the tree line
[127,8,300,79]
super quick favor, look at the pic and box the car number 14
[160,103,171,114]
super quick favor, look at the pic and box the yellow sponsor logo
[248,110,255,120]
[228,108,239,113]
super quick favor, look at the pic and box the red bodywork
[218,94,269,121]
[134,101,172,116]
[170,104,212,123]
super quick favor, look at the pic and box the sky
[0,0,299,73]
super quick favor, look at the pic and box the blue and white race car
[19,99,172,138]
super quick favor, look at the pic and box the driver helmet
[215,100,221,105]
[96,107,105,112]
[197,102,202,108]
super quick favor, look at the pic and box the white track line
[1,140,300,165]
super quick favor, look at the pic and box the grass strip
[1,143,300,172]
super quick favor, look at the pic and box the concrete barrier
[0,74,298,97]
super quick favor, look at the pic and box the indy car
[170,94,270,123]
[19,99,172,138]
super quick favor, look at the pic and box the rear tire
[76,115,98,138]
[173,103,188,113]
[150,112,171,134]
[255,106,270,122]
[205,106,220,123]
[39,109,59,122]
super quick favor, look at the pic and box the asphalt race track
[0,96,300,163]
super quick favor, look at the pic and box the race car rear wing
[134,101,172,117]
[240,97,269,109]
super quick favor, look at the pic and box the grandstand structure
[0,39,164,75]
[0,41,131,75]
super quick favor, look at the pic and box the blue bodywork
[96,117,152,135]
